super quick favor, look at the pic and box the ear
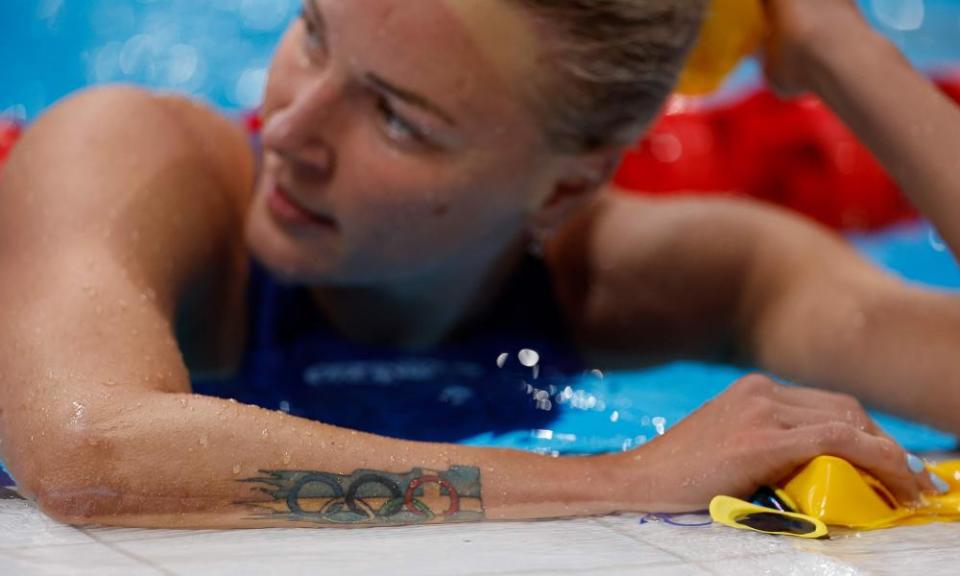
[528,148,622,238]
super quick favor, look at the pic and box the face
[246,0,564,286]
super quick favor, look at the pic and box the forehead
[321,0,542,130]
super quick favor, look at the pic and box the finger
[775,405,879,436]
[772,423,929,505]
[771,386,886,436]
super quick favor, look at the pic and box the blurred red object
[243,110,262,134]
[615,75,960,231]
[0,119,21,170]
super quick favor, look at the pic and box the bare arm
[0,87,630,527]
[557,191,960,434]
[565,3,960,432]
[752,0,960,431]
[764,0,960,253]
[0,89,932,523]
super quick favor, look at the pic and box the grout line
[80,528,176,576]
[592,516,689,564]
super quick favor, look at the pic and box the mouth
[266,182,338,230]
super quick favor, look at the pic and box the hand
[624,374,936,512]
[759,0,876,97]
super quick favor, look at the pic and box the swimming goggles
[710,486,829,539]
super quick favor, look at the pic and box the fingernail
[930,473,950,494]
[906,453,925,474]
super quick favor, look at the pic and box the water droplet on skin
[496,353,509,368]
[261,428,269,439]
[232,464,242,475]
[518,349,540,368]
[70,401,86,427]
[282,451,292,465]
[177,397,188,408]
[199,434,209,448]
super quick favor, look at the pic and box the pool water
[2,0,960,119]
[1,1,959,478]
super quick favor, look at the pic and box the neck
[310,238,527,350]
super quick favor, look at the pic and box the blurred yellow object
[781,456,960,531]
[677,0,766,95]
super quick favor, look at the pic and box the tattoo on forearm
[238,466,484,525]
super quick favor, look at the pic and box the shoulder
[0,84,257,310]
[31,85,254,201]
[2,85,255,258]
[0,85,256,371]
[543,191,836,363]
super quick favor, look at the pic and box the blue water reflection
[2,0,959,119]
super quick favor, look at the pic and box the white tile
[706,554,863,576]
[491,565,711,576]
[0,543,162,575]
[109,519,680,576]
[9,495,960,576]
[0,499,93,550]
[814,523,960,576]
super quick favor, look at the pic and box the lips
[266,183,337,229]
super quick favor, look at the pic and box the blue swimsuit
[192,256,584,443]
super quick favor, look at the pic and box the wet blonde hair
[509,0,707,151]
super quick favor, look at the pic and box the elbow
[15,428,124,526]
[34,480,124,527]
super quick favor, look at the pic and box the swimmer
[2,0,960,527]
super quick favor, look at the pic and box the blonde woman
[1,0,958,527]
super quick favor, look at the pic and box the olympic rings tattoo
[241,466,483,525]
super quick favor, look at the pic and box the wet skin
[1,0,960,526]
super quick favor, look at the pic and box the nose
[261,77,339,179]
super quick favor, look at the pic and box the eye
[376,97,430,146]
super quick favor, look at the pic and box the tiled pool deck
[3,467,960,576]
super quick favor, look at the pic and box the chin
[245,205,340,285]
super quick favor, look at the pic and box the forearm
[805,29,960,252]
[752,244,960,433]
[19,391,633,528]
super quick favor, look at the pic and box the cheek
[261,27,302,112]
[341,154,530,257]
[337,147,488,226]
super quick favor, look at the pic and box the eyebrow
[363,73,457,127]
[303,0,329,54]
[305,0,457,127]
